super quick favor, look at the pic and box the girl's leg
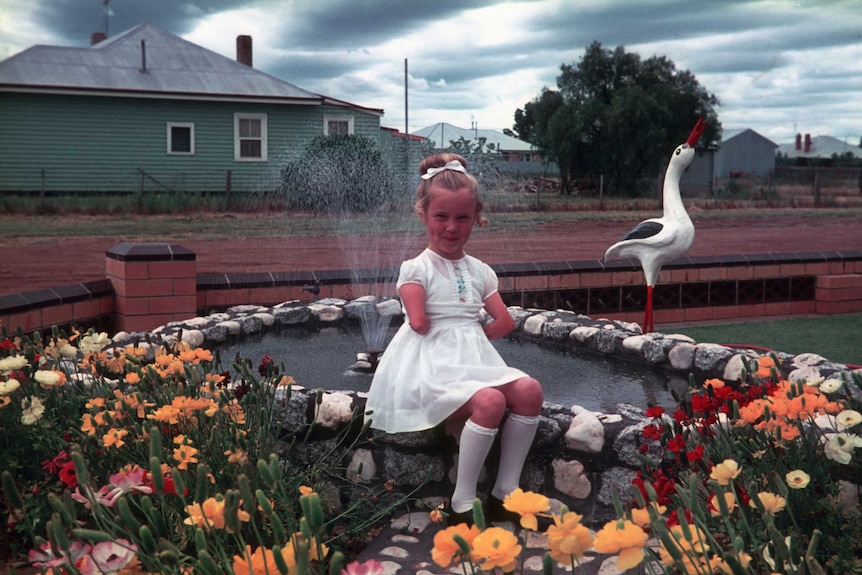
[491,376,543,500]
[448,387,508,513]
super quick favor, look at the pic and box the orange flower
[659,522,711,567]
[630,502,666,528]
[592,519,648,571]
[102,428,129,449]
[299,485,314,496]
[432,523,481,568]
[703,378,725,389]
[231,545,295,575]
[429,508,444,523]
[546,511,594,564]
[749,492,786,515]
[503,488,550,530]
[755,355,776,378]
[173,444,199,470]
[185,497,227,530]
[709,492,738,517]
[471,526,522,572]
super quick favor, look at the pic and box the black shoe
[445,505,474,526]
[486,495,521,524]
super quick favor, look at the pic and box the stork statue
[603,118,706,333]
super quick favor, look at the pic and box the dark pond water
[214,325,685,412]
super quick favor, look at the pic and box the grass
[665,313,862,366]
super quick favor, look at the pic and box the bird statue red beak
[686,118,706,147]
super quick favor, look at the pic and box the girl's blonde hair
[415,153,488,227]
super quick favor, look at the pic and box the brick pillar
[106,243,197,333]
[815,274,862,314]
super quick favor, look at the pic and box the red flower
[58,462,78,489]
[667,434,686,453]
[685,445,704,463]
[641,424,662,441]
[258,354,275,376]
[645,406,665,418]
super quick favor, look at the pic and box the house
[715,128,778,178]
[777,133,862,160]
[0,23,383,194]
[411,122,554,176]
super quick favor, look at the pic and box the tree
[514,42,721,196]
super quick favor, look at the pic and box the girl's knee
[469,387,507,424]
[509,377,543,414]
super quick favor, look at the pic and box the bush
[279,135,401,213]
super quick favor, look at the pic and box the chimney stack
[804,133,811,153]
[236,35,253,67]
[91,32,107,45]
[795,133,801,151]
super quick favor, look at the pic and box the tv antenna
[102,0,111,36]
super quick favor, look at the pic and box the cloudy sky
[1,0,861,146]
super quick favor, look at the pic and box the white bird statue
[603,118,706,334]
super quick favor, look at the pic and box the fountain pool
[214,323,685,413]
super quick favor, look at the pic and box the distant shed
[715,129,778,178]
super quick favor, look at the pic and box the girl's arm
[399,283,430,335]
[481,292,515,340]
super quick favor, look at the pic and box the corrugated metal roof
[0,23,380,113]
[412,122,535,152]
[777,135,862,158]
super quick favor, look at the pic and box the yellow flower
[102,428,129,448]
[710,492,738,517]
[503,488,550,530]
[21,396,46,425]
[717,551,752,574]
[546,511,594,564]
[592,519,648,571]
[785,469,810,489]
[630,502,666,528]
[709,459,741,485]
[837,409,862,429]
[750,492,786,515]
[659,523,711,568]
[471,526,522,573]
[432,523,481,568]
[299,485,314,496]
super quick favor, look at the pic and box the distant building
[777,133,862,160]
[715,129,778,178]
[411,122,555,176]
[0,23,383,194]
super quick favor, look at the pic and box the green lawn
[666,313,862,367]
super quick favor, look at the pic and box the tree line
[506,42,721,197]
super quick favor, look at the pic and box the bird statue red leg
[644,285,655,334]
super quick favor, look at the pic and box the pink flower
[342,559,385,575]
[29,541,91,570]
[78,539,138,575]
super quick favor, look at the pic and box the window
[324,114,354,136]
[234,113,267,161]
[167,123,194,155]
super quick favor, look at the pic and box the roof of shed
[0,23,381,113]
[412,122,535,152]
[777,135,862,158]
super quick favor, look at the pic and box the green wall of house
[0,92,381,194]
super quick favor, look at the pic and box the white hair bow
[421,160,467,180]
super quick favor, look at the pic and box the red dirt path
[3,213,862,297]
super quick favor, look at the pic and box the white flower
[836,410,862,430]
[21,396,46,425]
[34,370,62,388]
[79,332,111,355]
[0,378,20,396]
[59,343,78,359]
[823,432,862,465]
[0,355,28,374]
[819,378,843,394]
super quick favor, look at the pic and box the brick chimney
[91,32,107,45]
[236,35,252,67]
[804,133,812,153]
[795,133,801,150]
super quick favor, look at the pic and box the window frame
[323,114,354,136]
[234,113,268,161]
[166,122,195,155]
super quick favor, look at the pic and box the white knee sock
[491,413,539,500]
[451,419,497,513]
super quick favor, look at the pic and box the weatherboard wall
[0,93,381,194]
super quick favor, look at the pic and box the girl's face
[419,185,477,260]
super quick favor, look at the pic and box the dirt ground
[3,212,862,297]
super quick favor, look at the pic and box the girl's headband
[421,160,467,180]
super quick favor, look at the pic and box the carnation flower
[749,492,786,515]
[34,370,65,388]
[21,396,46,425]
[0,354,28,373]
[0,378,21,395]
[709,459,742,485]
[592,519,648,571]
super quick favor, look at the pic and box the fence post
[40,169,46,200]
[225,169,232,207]
[813,168,821,207]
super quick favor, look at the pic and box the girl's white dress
[365,248,528,433]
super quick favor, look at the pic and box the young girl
[365,153,544,523]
